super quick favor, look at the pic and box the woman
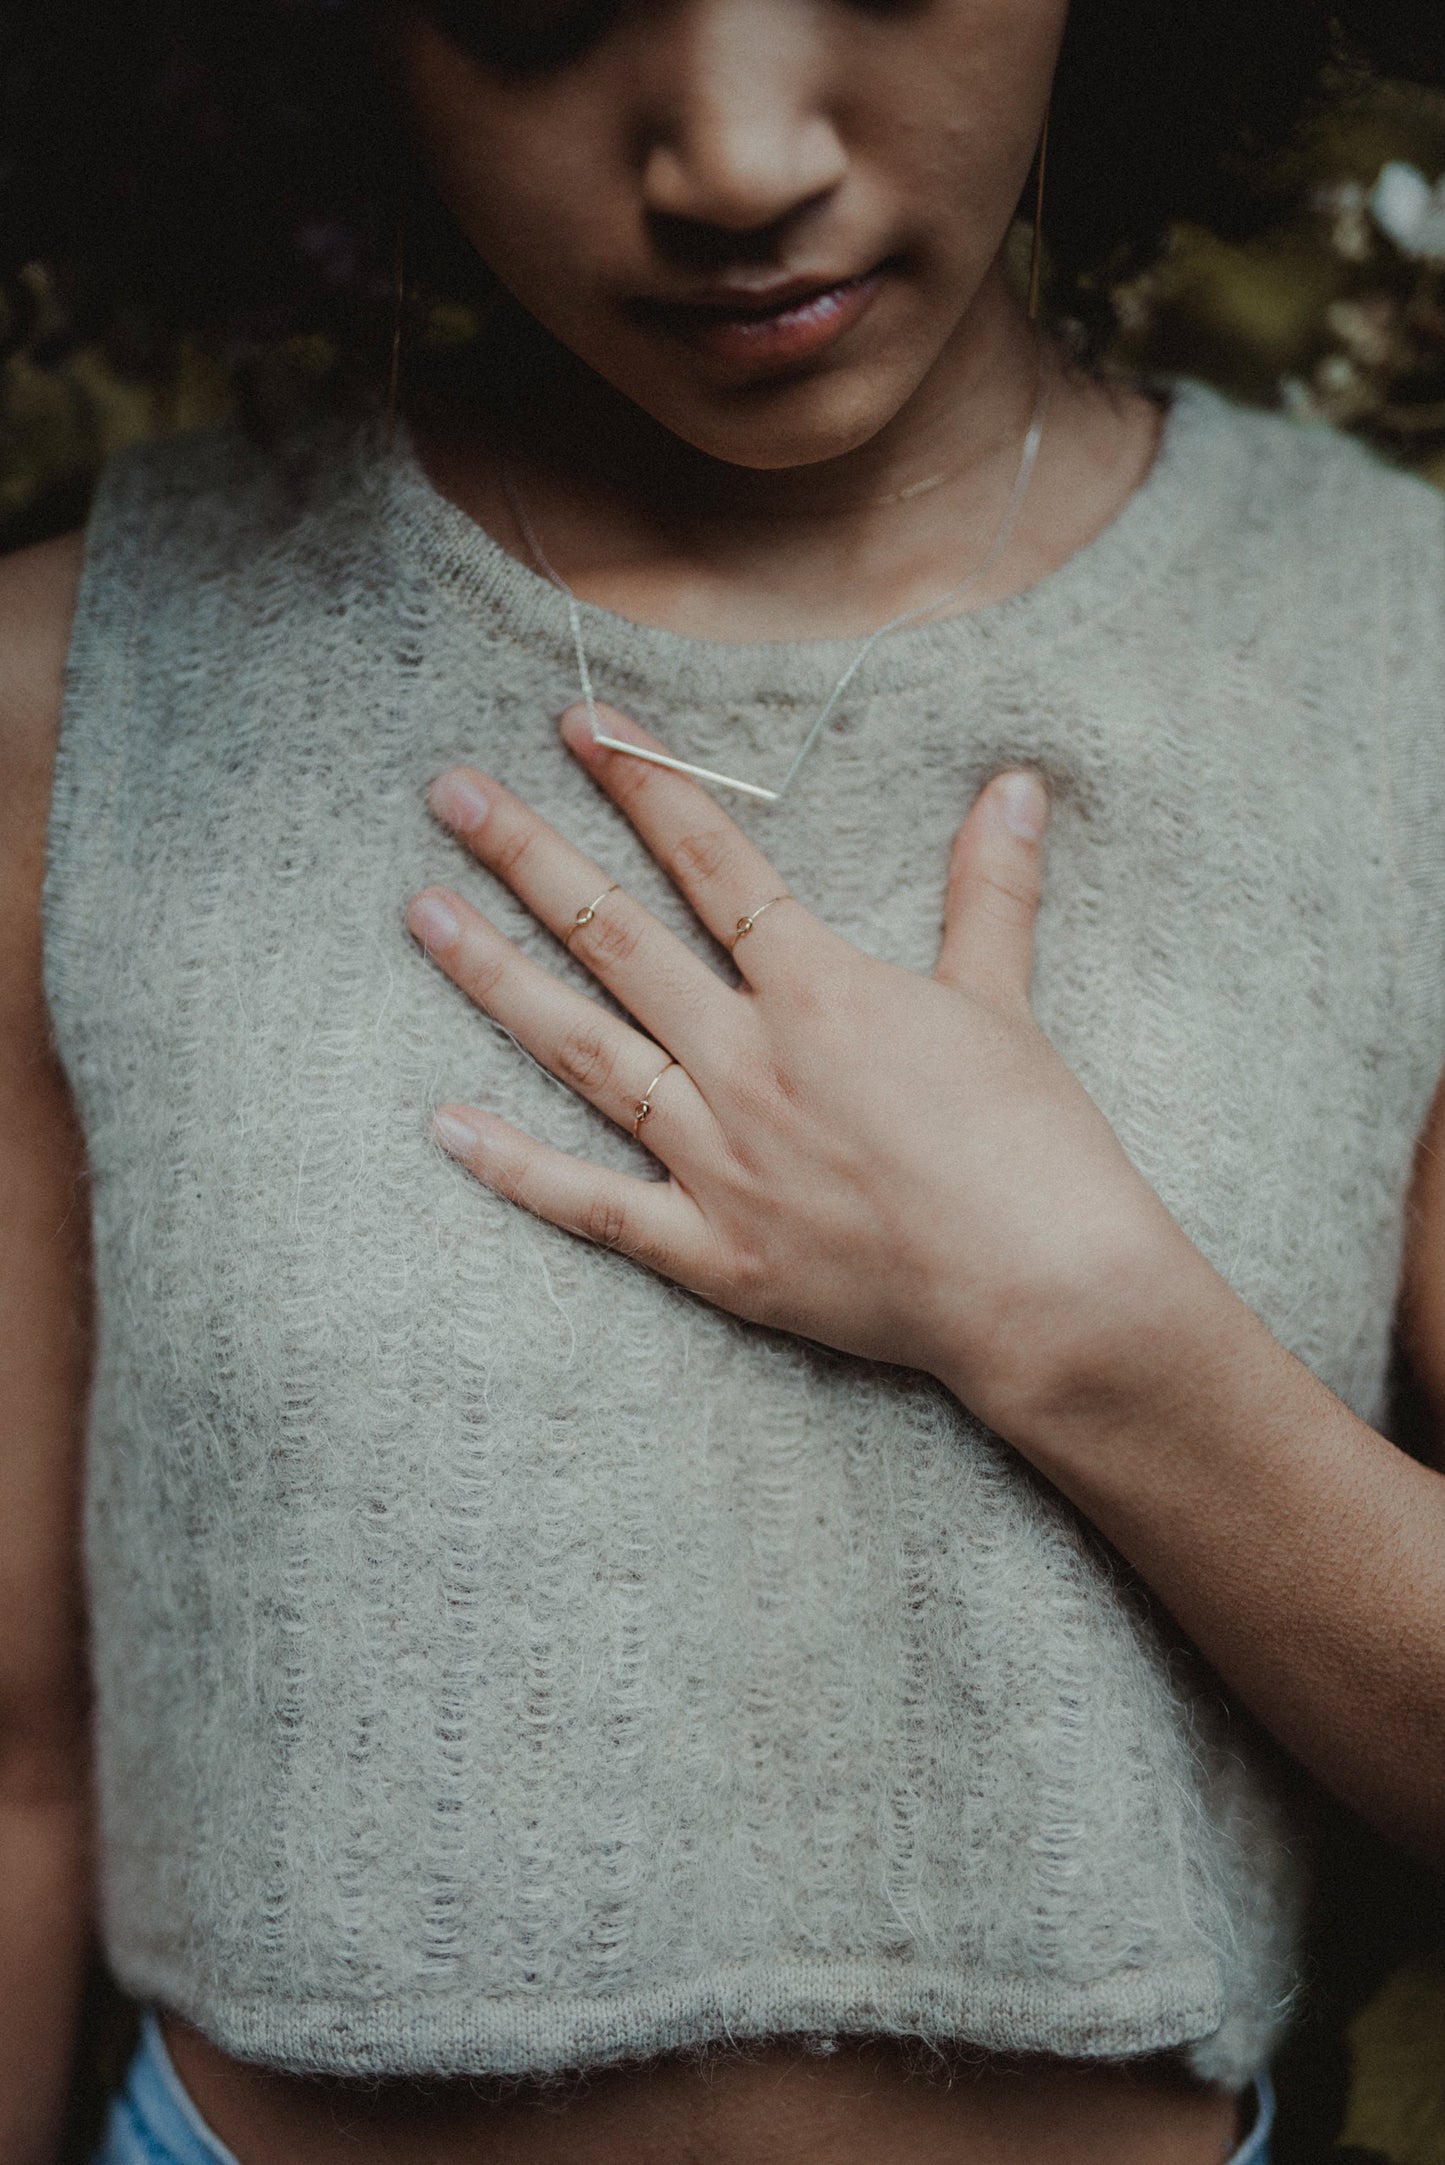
[0,3,1441,2162]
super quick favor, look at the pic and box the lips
[634,266,888,368]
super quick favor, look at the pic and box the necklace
[501,348,1050,805]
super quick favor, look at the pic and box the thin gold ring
[563,883,620,949]
[631,1059,678,1140]
[729,894,792,952]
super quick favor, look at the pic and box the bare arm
[0,531,92,2165]
[990,1071,1445,1870]
[1398,1070,1445,1441]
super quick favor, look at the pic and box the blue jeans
[92,2015,241,2165]
[94,2010,1277,2164]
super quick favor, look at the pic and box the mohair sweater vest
[45,381,1445,2086]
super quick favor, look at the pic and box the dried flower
[1323,295,1398,369]
[1369,163,1445,264]
[1314,178,1374,263]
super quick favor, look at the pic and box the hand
[406,703,1176,1436]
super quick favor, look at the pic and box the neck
[409,265,1162,642]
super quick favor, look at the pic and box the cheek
[853,11,1057,246]
[430,112,615,301]
[390,25,620,307]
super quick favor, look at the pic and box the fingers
[427,766,723,1058]
[558,702,811,979]
[429,1101,713,1281]
[406,887,711,1155]
[934,769,1049,1007]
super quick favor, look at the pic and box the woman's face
[382,0,1066,470]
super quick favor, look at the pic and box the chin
[634,363,930,473]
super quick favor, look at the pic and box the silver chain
[501,348,1050,804]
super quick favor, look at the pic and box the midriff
[162,2017,1246,2165]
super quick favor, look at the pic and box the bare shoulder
[0,530,86,917]
[0,528,93,1800]
[0,528,85,691]
[0,526,87,1173]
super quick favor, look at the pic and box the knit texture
[44,381,1445,2086]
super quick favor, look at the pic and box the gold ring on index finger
[728,895,792,953]
[562,883,620,949]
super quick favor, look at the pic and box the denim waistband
[95,2011,1276,2165]
[92,2014,243,2165]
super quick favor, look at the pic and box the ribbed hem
[122,1956,1227,2080]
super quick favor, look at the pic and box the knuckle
[553,1025,615,1095]
[604,747,653,810]
[766,1058,802,1107]
[580,1192,631,1252]
[487,1147,530,1207]
[670,826,731,888]
[975,865,1040,919]
[460,944,509,1005]
[715,1092,772,1182]
[489,820,536,882]
[585,907,641,969]
[729,1055,792,1125]
[771,973,827,1028]
[722,1234,769,1315]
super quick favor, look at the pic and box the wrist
[936,1200,1241,1475]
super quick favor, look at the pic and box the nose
[638,0,848,236]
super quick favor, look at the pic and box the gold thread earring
[385,215,407,449]
[1027,104,1051,323]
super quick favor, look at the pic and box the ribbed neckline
[369,377,1245,708]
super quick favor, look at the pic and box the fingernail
[998,769,1049,842]
[407,891,460,948]
[431,1108,479,1155]
[430,770,490,832]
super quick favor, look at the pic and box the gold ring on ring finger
[728,894,792,952]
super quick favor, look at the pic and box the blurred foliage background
[6,53,1444,2165]
[2,69,1444,555]
[1108,75,1445,483]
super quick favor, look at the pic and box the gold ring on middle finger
[630,1059,679,1140]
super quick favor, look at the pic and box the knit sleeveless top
[45,382,1445,2086]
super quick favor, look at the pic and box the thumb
[934,768,1050,1005]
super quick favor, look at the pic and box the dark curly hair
[1,0,1442,416]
